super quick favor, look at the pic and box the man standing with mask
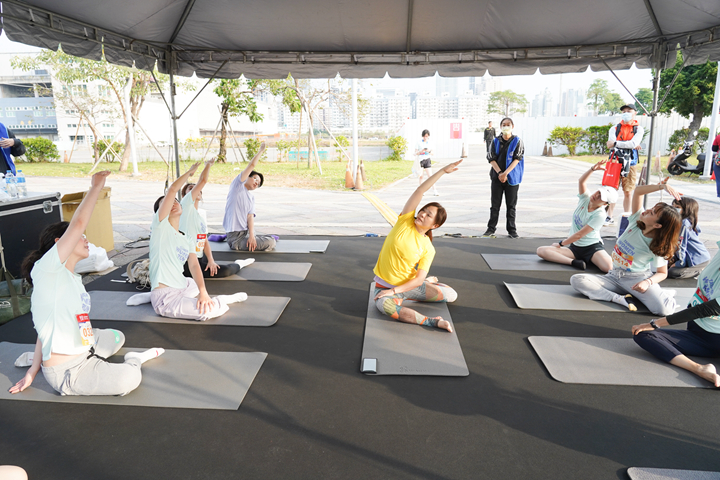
[484,121,496,153]
[604,105,643,226]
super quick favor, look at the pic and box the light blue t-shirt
[416,139,432,160]
[569,193,605,248]
[149,213,193,290]
[179,192,207,259]
[222,176,255,233]
[30,244,93,361]
[689,241,720,334]
[611,211,668,273]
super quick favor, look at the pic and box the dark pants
[668,261,709,279]
[487,175,519,234]
[713,155,720,197]
[485,139,493,153]
[183,255,240,279]
[634,320,720,363]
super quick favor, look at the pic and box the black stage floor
[1,236,719,480]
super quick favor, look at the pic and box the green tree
[586,79,610,116]
[487,90,528,117]
[243,137,267,162]
[22,137,60,162]
[386,135,408,161]
[213,79,262,163]
[659,53,718,141]
[600,92,625,115]
[333,135,350,161]
[583,124,614,154]
[275,139,292,162]
[547,126,587,156]
[667,127,710,154]
[634,87,653,112]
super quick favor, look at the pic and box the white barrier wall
[398,118,468,160]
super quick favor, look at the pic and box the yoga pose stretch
[667,196,711,279]
[570,179,682,315]
[180,159,242,278]
[537,160,616,271]
[10,172,163,396]
[149,162,247,321]
[632,244,720,387]
[223,141,276,252]
[372,160,462,332]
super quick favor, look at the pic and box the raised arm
[400,159,462,216]
[190,158,215,202]
[158,162,200,222]
[55,171,110,263]
[240,142,266,183]
[631,178,680,215]
[578,160,606,195]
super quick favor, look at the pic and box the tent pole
[643,56,662,209]
[169,52,181,198]
[352,78,359,185]
[701,62,720,179]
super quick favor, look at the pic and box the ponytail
[21,222,70,285]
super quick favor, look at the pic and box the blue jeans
[712,154,720,197]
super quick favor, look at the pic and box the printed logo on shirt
[80,292,91,313]
[176,246,190,263]
[612,244,634,270]
[572,212,584,230]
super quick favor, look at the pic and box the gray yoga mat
[210,239,329,254]
[483,254,579,271]
[208,262,311,281]
[360,282,468,376]
[628,467,720,480]
[529,336,720,388]
[0,342,266,410]
[88,290,289,326]
[505,283,695,313]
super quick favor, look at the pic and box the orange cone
[345,163,354,188]
[354,166,364,190]
[360,161,367,182]
[461,143,467,158]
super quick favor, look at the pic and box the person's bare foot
[437,319,453,333]
[696,363,720,387]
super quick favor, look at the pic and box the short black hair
[153,196,164,213]
[421,129,430,137]
[250,171,264,187]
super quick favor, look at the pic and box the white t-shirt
[569,193,605,247]
[179,192,207,259]
[416,139,431,160]
[689,241,720,334]
[611,211,668,273]
[149,213,193,290]
[222,175,255,233]
[30,244,93,361]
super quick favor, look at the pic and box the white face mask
[621,112,633,122]
[501,125,513,134]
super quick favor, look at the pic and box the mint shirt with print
[149,213,193,290]
[611,210,667,272]
[569,193,605,247]
[179,192,207,259]
[689,241,720,334]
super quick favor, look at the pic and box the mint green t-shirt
[30,244,93,361]
[611,211,668,273]
[179,192,207,259]
[149,213,193,290]
[569,193,605,247]
[689,241,720,334]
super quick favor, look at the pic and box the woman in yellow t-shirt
[373,159,462,332]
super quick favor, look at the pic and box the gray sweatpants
[151,277,229,321]
[227,230,276,252]
[41,329,142,396]
[570,269,677,316]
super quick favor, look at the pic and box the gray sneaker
[603,216,615,226]
[482,229,496,238]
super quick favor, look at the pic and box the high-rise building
[436,76,459,98]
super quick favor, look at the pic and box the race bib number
[76,313,94,346]
[612,244,633,270]
[196,233,207,253]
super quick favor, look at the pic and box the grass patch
[16,159,415,191]
[561,154,714,184]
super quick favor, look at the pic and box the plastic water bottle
[0,174,6,195]
[5,171,17,198]
[15,170,26,197]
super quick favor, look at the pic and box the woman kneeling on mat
[150,162,247,321]
[632,244,720,387]
[536,160,616,272]
[10,172,163,396]
[667,196,711,279]
[179,158,246,279]
[372,160,462,332]
[570,179,682,315]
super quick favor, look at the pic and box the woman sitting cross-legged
[536,160,616,272]
[632,244,720,387]
[667,196,711,279]
[570,179,682,316]
[372,160,462,332]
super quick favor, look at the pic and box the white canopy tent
[1,0,720,191]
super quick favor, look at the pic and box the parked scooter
[667,133,706,176]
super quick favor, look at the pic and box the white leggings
[151,278,229,321]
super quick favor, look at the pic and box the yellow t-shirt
[373,211,436,286]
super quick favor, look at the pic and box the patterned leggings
[374,281,458,327]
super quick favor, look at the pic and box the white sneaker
[235,258,256,269]
[14,352,34,367]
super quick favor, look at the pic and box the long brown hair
[419,202,447,242]
[21,221,70,285]
[673,196,699,232]
[637,203,681,260]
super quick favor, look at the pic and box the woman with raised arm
[667,196,711,279]
[180,159,244,278]
[373,160,462,332]
[149,162,247,321]
[536,160,616,271]
[10,171,164,397]
[570,179,682,315]
[632,245,720,387]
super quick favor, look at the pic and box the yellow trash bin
[61,187,114,252]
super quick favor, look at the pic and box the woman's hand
[442,159,463,174]
[632,279,652,294]
[196,292,215,314]
[425,276,438,284]
[632,322,655,335]
[8,371,36,394]
[591,160,607,171]
[91,170,111,189]
[205,157,216,167]
[551,242,562,248]
[247,235,257,252]
[205,259,220,277]
[186,161,201,177]
[659,178,681,201]
[374,288,397,300]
